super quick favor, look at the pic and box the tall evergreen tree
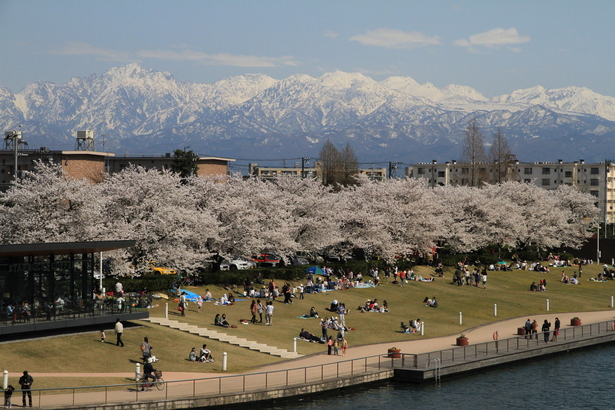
[171,147,199,179]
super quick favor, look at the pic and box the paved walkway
[7,310,614,408]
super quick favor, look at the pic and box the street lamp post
[597,224,601,265]
[5,130,28,183]
[301,157,311,179]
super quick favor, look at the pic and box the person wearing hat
[19,370,33,407]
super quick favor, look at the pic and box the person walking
[141,337,152,363]
[542,319,551,343]
[19,371,33,407]
[250,300,258,324]
[115,318,124,347]
[179,292,187,317]
[552,317,561,342]
[257,299,264,323]
[341,338,348,356]
[265,301,274,326]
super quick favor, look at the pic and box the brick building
[1,130,234,189]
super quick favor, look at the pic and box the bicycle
[136,370,165,391]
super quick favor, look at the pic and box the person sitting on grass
[200,344,214,362]
[188,347,198,362]
[424,296,438,308]
[214,313,229,327]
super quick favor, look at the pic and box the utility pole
[4,129,28,183]
[388,161,402,179]
[301,157,311,179]
[605,159,612,238]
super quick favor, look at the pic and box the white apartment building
[249,162,387,182]
[407,159,615,224]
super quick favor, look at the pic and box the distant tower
[75,130,95,151]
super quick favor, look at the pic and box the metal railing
[14,320,615,409]
[396,319,615,369]
[0,295,147,328]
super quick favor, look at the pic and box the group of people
[326,335,348,356]
[4,371,33,408]
[453,266,488,288]
[423,296,438,308]
[561,271,580,285]
[402,318,423,334]
[529,279,548,292]
[188,344,214,363]
[358,299,389,313]
[523,317,561,342]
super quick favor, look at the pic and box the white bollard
[222,352,228,371]
[494,304,498,317]
[546,299,550,312]
[459,312,462,325]
[135,363,140,381]
[421,322,425,336]
[611,296,614,308]
[3,370,8,389]
[293,337,297,353]
[165,302,169,319]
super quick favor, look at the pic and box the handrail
[15,319,615,409]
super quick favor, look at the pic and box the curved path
[7,310,614,382]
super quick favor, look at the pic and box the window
[523,179,532,183]
[590,190,599,197]
[542,179,551,186]
[542,168,551,175]
[438,171,445,178]
[417,168,425,175]
[524,168,533,175]
[591,167,599,174]
[461,168,469,174]
[591,179,599,186]
[565,171,573,178]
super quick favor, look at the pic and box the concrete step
[142,317,303,358]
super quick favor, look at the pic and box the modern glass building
[0,240,148,336]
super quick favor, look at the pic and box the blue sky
[1,0,614,98]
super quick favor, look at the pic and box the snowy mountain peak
[317,71,377,89]
[2,65,615,164]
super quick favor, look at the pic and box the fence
[11,319,615,409]
[0,294,147,328]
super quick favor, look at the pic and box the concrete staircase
[143,317,303,359]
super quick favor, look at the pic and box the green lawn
[5,262,613,389]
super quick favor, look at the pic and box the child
[4,384,14,408]
[100,329,106,343]
[197,295,203,313]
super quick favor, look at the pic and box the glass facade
[0,240,145,331]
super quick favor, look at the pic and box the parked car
[220,257,256,271]
[250,253,282,267]
[148,261,177,275]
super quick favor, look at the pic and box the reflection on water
[263,343,615,409]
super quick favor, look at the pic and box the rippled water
[266,343,615,409]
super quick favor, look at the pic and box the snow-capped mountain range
[1,63,615,165]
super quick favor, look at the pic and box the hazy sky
[1,0,613,98]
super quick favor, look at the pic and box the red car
[250,254,282,267]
